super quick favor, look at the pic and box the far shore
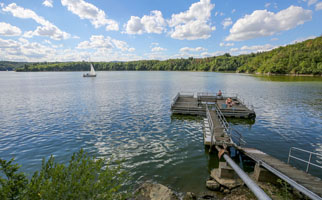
[3,70,321,77]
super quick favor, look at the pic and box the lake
[0,71,321,195]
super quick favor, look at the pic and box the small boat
[83,63,97,77]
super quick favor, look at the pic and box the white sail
[90,64,96,75]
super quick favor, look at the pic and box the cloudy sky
[0,0,321,62]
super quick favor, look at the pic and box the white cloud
[168,0,216,40]
[179,47,207,52]
[200,51,225,57]
[291,35,316,43]
[144,52,168,60]
[42,0,53,7]
[61,0,119,31]
[0,37,139,62]
[124,10,166,34]
[230,48,239,52]
[222,18,232,29]
[3,3,70,40]
[0,37,56,61]
[219,42,234,47]
[240,44,276,52]
[271,37,278,41]
[226,6,312,41]
[77,35,134,52]
[151,42,159,46]
[231,9,236,13]
[265,3,271,8]
[316,2,322,10]
[308,0,318,6]
[0,22,22,36]
[151,47,167,52]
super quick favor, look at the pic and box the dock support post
[216,146,272,200]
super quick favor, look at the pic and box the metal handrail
[206,104,215,148]
[213,103,230,132]
[171,101,199,107]
[179,91,194,97]
[197,92,216,97]
[171,92,180,108]
[213,103,246,146]
[287,147,322,173]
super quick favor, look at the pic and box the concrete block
[218,162,236,179]
[254,163,278,184]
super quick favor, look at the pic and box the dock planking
[241,148,322,198]
[171,92,255,118]
[203,111,231,146]
[171,91,322,199]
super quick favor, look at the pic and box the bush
[0,149,128,200]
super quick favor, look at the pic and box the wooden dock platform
[203,104,244,148]
[170,91,322,199]
[203,109,232,146]
[171,92,255,119]
[241,148,322,198]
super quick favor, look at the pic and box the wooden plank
[241,148,322,197]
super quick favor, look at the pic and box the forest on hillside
[7,36,322,75]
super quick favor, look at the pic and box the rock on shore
[134,182,179,200]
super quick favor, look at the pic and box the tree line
[8,36,322,75]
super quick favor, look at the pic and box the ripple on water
[0,72,321,194]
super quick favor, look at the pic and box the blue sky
[0,0,321,62]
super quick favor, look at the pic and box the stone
[223,189,230,194]
[254,164,278,184]
[199,191,217,200]
[135,182,179,200]
[206,180,220,191]
[183,192,197,200]
[211,168,243,189]
[218,162,236,179]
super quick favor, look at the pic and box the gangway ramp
[241,148,322,199]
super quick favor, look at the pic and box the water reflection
[253,75,322,82]
[0,71,321,195]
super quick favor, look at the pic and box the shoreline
[3,70,322,77]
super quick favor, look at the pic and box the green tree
[0,150,128,200]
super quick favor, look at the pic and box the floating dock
[171,92,256,118]
[170,91,322,199]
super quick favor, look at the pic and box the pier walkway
[242,148,322,199]
[170,91,322,199]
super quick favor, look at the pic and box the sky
[0,0,321,62]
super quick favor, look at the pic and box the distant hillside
[0,61,30,71]
[238,36,322,74]
[10,36,322,75]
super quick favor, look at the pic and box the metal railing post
[306,153,312,173]
[287,147,292,164]
[287,147,322,174]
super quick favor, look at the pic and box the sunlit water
[0,71,321,195]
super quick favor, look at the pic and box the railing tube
[306,153,312,173]
[287,148,292,164]
[216,147,271,200]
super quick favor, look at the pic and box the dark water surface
[0,71,321,194]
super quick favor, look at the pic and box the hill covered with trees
[11,36,322,75]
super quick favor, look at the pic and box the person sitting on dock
[217,90,223,99]
[226,98,234,107]
[218,90,222,96]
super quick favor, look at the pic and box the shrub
[0,149,128,200]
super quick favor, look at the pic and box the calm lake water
[0,71,321,195]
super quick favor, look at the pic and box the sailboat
[83,63,97,77]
